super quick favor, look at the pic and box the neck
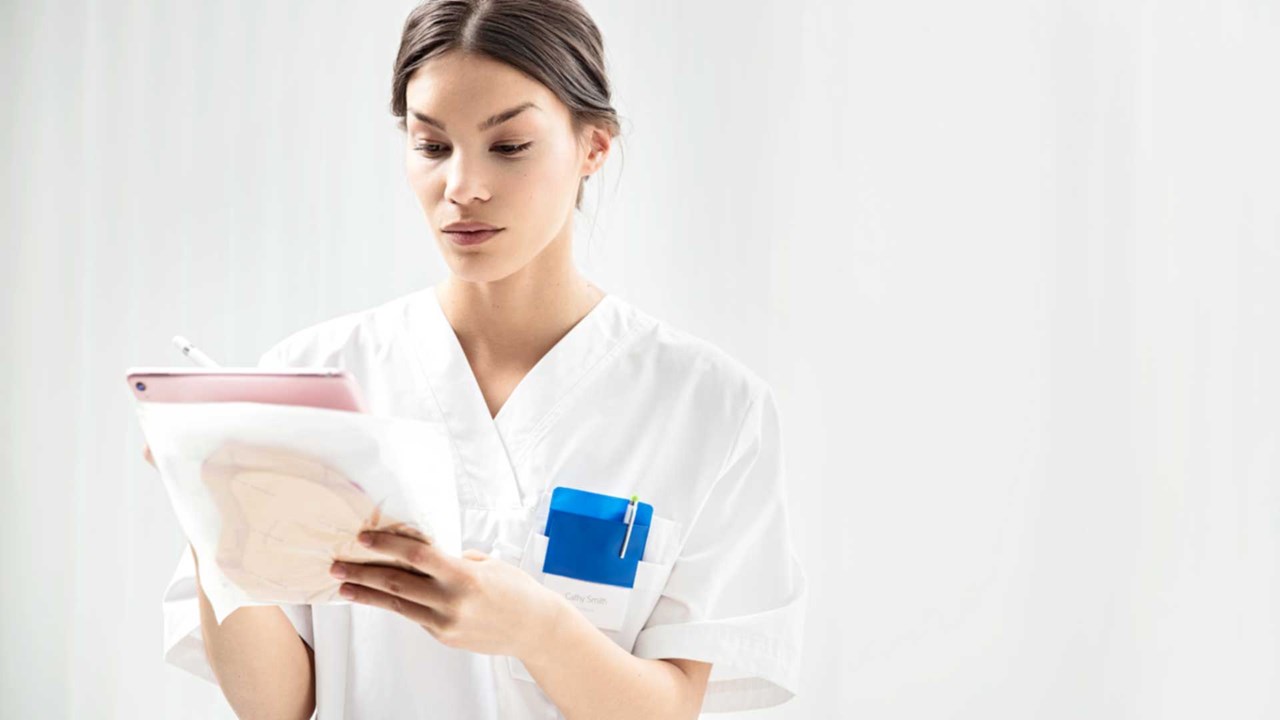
[435,236,604,368]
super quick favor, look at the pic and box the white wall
[2,1,1277,718]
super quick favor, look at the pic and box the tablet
[125,367,368,413]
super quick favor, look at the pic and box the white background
[3,1,1278,718]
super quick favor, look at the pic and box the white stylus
[171,335,221,368]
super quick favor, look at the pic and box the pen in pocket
[619,494,638,558]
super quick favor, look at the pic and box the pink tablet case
[125,368,368,413]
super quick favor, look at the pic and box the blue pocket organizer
[542,486,653,588]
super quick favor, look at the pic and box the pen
[172,335,221,368]
[619,495,638,559]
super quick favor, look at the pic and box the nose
[443,150,492,205]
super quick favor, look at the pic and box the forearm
[519,600,699,720]
[193,546,316,720]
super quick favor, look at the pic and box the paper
[135,400,460,624]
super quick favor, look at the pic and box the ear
[580,125,612,177]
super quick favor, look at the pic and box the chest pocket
[506,514,682,683]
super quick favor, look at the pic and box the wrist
[516,587,572,667]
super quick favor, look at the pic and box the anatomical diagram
[200,442,432,604]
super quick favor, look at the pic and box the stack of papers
[135,400,460,623]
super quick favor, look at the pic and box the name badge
[541,487,653,631]
[539,573,633,630]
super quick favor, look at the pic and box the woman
[157,1,806,717]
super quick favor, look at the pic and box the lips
[444,228,502,246]
[442,221,500,232]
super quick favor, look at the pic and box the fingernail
[358,533,372,547]
[330,563,347,578]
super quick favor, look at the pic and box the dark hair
[391,0,623,211]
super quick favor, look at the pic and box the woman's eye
[414,142,447,158]
[412,142,533,158]
[494,142,533,156]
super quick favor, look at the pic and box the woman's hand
[330,531,568,660]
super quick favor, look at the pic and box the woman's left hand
[330,531,566,659]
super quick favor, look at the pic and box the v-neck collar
[404,284,640,509]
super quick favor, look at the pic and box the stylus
[172,335,221,368]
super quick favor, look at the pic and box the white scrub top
[161,285,807,718]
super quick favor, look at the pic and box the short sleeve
[161,546,315,682]
[631,386,809,713]
[158,342,316,683]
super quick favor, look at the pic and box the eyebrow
[409,101,540,133]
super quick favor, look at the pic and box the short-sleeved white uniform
[161,285,807,718]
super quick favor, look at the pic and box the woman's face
[403,51,609,284]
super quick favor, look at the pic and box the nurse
[154,0,807,717]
